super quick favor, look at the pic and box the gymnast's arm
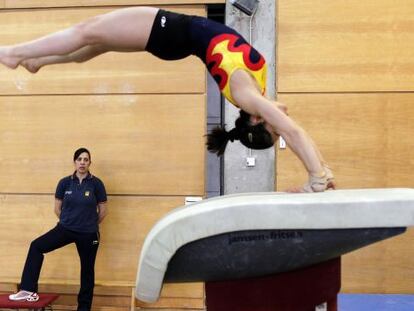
[230,70,333,191]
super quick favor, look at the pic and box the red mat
[0,293,59,309]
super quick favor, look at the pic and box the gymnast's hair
[206,110,275,156]
[73,147,91,162]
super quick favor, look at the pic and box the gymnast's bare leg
[20,44,135,73]
[0,6,158,70]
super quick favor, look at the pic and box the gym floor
[338,294,414,311]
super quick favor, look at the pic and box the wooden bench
[0,293,59,311]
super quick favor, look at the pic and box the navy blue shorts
[145,9,242,62]
[145,9,193,60]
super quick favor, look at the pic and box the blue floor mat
[339,294,414,311]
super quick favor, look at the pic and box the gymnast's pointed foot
[20,59,41,73]
[0,46,21,69]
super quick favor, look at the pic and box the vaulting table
[135,188,414,311]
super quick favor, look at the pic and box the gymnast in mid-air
[0,7,335,192]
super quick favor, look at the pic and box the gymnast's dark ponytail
[206,127,241,156]
[206,110,276,156]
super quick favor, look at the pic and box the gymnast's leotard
[145,9,267,106]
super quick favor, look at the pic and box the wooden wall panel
[136,296,204,309]
[46,289,204,310]
[276,93,414,190]
[0,282,17,292]
[0,94,205,195]
[2,0,224,9]
[278,0,414,92]
[52,294,204,311]
[0,6,205,95]
[0,2,208,309]
[342,228,414,294]
[0,194,203,297]
[37,276,204,309]
[275,93,414,292]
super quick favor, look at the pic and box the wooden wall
[276,0,414,293]
[4,0,413,307]
[0,0,224,9]
[0,1,225,310]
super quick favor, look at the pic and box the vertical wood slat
[0,194,205,309]
[0,6,206,95]
[276,93,414,190]
[0,194,204,293]
[0,2,210,311]
[278,0,414,92]
[275,92,414,293]
[0,94,205,195]
[2,0,224,9]
[342,228,414,294]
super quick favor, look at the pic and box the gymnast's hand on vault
[286,164,336,193]
[302,164,336,192]
[323,163,336,190]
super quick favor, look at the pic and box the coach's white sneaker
[9,290,39,302]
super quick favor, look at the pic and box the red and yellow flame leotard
[145,10,268,107]
[205,33,267,105]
